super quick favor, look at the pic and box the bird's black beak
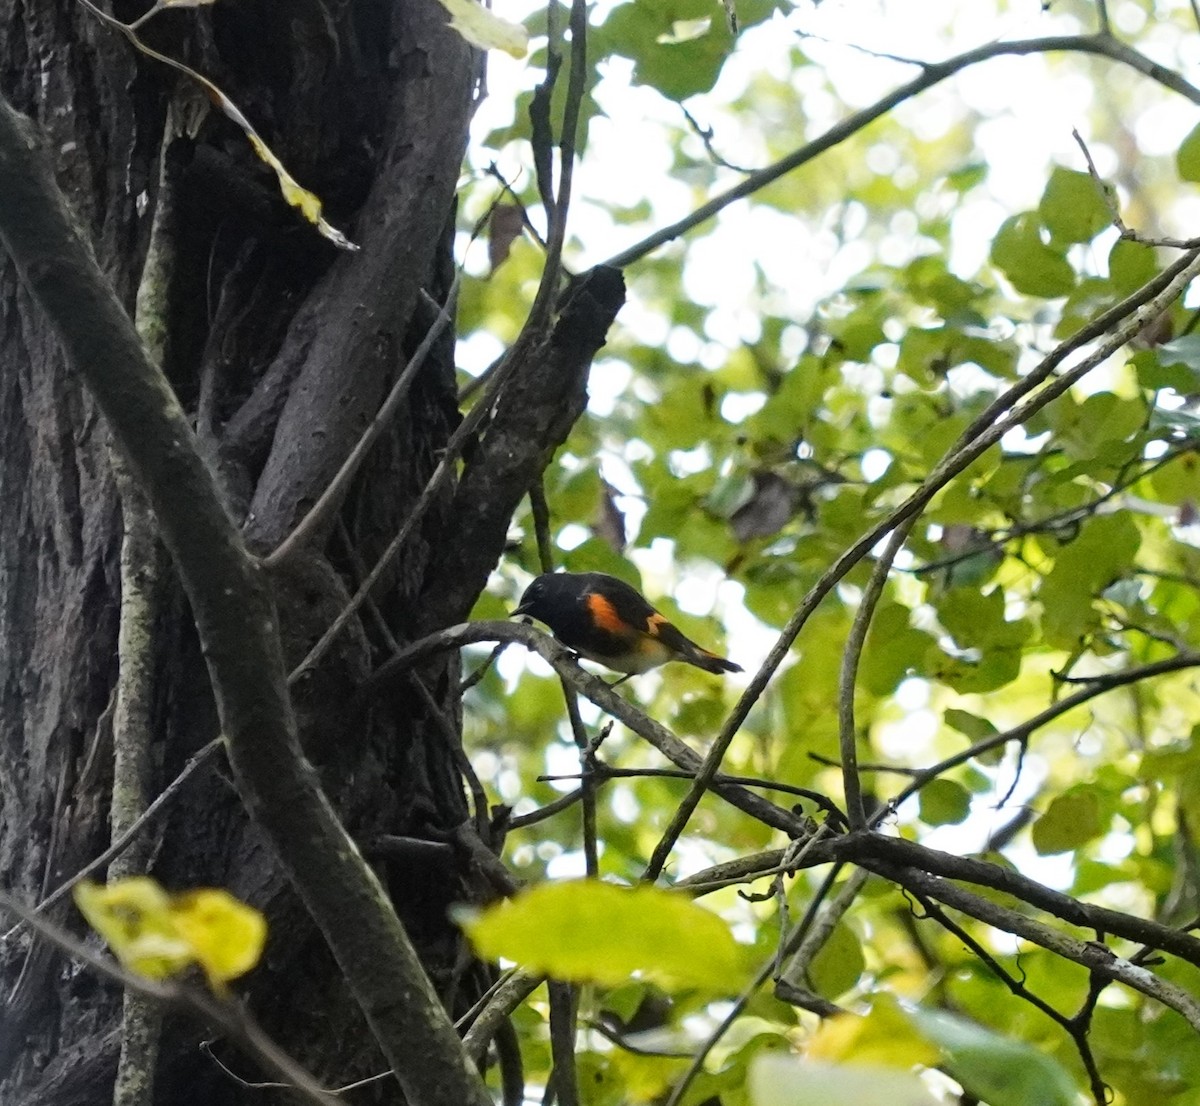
[510,602,532,618]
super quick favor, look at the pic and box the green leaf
[748,1056,939,1106]
[989,214,1075,297]
[1038,166,1110,244]
[918,779,971,826]
[1039,513,1141,649]
[1158,334,1200,392]
[945,162,987,192]
[460,879,749,992]
[596,0,734,99]
[436,0,529,56]
[806,921,864,1000]
[1032,789,1103,855]
[1131,348,1199,393]
[943,709,999,743]
[908,1005,1079,1106]
[1108,238,1159,295]
[1177,121,1200,182]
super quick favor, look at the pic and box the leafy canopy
[453,1,1200,1103]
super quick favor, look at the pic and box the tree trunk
[0,0,545,1101]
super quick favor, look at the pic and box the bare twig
[884,652,1200,819]
[603,34,1200,270]
[74,0,355,250]
[547,982,581,1106]
[460,642,510,693]
[838,522,913,829]
[528,478,599,875]
[679,105,756,174]
[860,862,1200,1032]
[910,893,1108,1106]
[462,969,545,1065]
[538,764,846,826]
[109,128,174,1105]
[200,1042,396,1097]
[1072,129,1200,249]
[838,834,1200,965]
[409,675,491,839]
[506,789,586,830]
[359,620,804,836]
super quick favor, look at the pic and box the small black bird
[512,571,742,676]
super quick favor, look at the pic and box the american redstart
[512,571,742,677]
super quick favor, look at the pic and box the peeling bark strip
[0,89,489,1106]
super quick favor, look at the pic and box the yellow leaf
[436,0,529,58]
[807,994,940,1069]
[74,878,192,980]
[245,134,359,252]
[171,889,268,985]
[74,877,266,987]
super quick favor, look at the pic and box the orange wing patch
[585,593,630,635]
[645,612,670,637]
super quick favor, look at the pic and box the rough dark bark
[0,0,619,1103]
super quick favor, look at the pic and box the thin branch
[912,442,1196,577]
[883,651,1200,819]
[837,834,1200,966]
[74,0,355,250]
[200,1042,396,1097]
[265,276,461,568]
[409,675,491,839]
[287,343,531,681]
[484,162,548,250]
[860,861,1200,1033]
[109,127,175,1105]
[529,479,556,575]
[1072,128,1200,249]
[462,969,545,1065]
[460,642,509,693]
[665,853,856,1106]
[538,765,846,826]
[506,788,586,830]
[359,620,805,836]
[529,477,599,874]
[547,982,581,1106]
[541,0,588,312]
[911,893,1108,1104]
[679,104,755,174]
[838,522,913,829]
[603,34,1200,269]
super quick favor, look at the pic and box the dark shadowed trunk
[0,0,625,1102]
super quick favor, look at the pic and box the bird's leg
[607,673,633,688]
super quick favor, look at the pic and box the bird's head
[511,573,555,620]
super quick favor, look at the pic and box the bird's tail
[682,643,742,675]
